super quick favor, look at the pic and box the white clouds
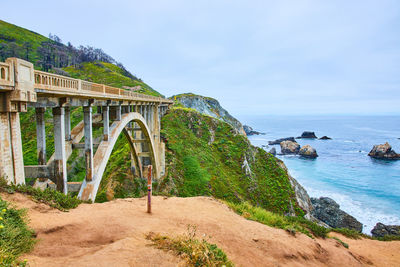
[3,0,400,114]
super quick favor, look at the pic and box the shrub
[146,225,233,267]
[0,197,35,266]
[0,177,82,211]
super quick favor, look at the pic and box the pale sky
[2,0,400,116]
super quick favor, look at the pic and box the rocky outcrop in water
[297,131,318,139]
[268,137,296,145]
[280,141,300,155]
[171,93,246,135]
[319,136,332,140]
[371,223,400,238]
[299,145,318,158]
[368,142,400,160]
[311,197,363,232]
[243,125,263,136]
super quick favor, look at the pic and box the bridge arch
[78,112,159,202]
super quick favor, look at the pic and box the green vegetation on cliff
[159,107,304,216]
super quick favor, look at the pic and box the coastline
[242,115,400,235]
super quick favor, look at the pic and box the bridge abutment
[0,112,25,184]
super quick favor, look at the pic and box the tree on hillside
[49,33,62,44]
[22,42,32,61]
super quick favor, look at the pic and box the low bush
[146,225,233,267]
[226,201,329,238]
[0,197,35,266]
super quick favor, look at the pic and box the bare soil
[2,193,400,267]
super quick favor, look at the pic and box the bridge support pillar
[53,107,67,194]
[84,106,94,181]
[103,105,109,141]
[35,108,46,171]
[116,104,121,121]
[65,107,71,141]
[0,112,25,184]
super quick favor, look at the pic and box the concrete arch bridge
[0,58,172,202]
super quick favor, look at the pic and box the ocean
[238,115,400,234]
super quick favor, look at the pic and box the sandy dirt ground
[2,193,400,267]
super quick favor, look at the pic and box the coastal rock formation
[368,142,400,160]
[311,197,363,232]
[319,136,332,140]
[371,223,400,238]
[243,125,262,136]
[268,147,276,156]
[297,131,318,139]
[269,137,296,145]
[299,145,318,158]
[171,93,246,135]
[280,141,300,155]
[276,161,329,227]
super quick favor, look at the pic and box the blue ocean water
[238,115,400,234]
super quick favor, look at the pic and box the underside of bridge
[0,57,172,201]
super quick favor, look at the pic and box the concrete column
[53,107,67,194]
[83,106,93,181]
[149,105,154,134]
[116,104,122,121]
[35,108,46,165]
[103,105,109,141]
[64,107,71,141]
[154,104,160,142]
[144,105,149,124]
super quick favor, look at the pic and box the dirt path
[2,193,400,267]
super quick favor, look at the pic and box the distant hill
[171,93,246,135]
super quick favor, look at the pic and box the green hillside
[0,19,160,96]
[0,20,47,62]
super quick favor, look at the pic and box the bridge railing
[33,70,168,102]
[35,70,79,91]
[0,58,172,103]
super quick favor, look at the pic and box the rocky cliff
[171,93,246,136]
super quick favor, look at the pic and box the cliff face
[172,93,246,136]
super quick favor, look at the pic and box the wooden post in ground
[147,165,152,213]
